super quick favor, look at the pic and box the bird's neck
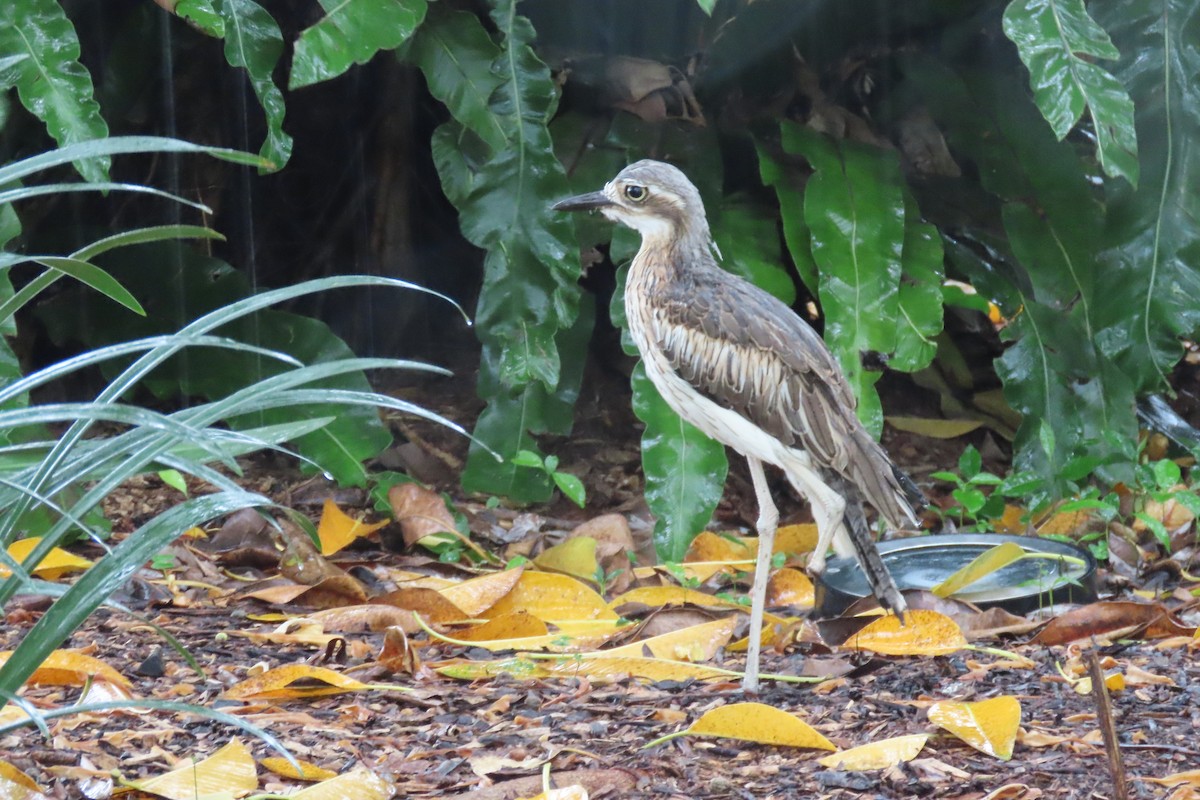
[629,222,715,284]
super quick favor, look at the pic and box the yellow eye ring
[624,184,647,202]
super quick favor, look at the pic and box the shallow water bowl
[813,533,1098,618]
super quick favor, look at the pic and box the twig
[1086,648,1128,800]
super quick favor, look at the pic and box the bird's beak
[551,191,613,212]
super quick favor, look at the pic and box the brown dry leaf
[378,625,421,675]
[1017,727,1080,748]
[960,606,1040,639]
[980,785,1042,800]
[928,696,1022,760]
[535,537,599,583]
[316,498,389,555]
[766,568,815,608]
[469,753,548,778]
[1140,770,1200,788]
[128,738,257,800]
[816,733,929,770]
[841,610,967,656]
[1135,485,1195,533]
[571,514,635,593]
[235,619,341,648]
[310,604,420,634]
[374,587,469,623]
[0,537,93,580]
[388,482,458,548]
[0,649,130,689]
[223,664,404,701]
[518,785,588,800]
[1123,663,1176,686]
[674,702,836,750]
[440,566,525,617]
[1036,508,1093,536]
[293,575,370,609]
[487,571,618,621]
[604,618,736,661]
[260,756,337,782]
[1032,601,1196,645]
[289,766,393,799]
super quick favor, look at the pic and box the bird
[553,159,922,692]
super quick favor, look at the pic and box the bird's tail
[848,430,922,530]
[833,476,908,619]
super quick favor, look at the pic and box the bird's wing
[652,266,858,467]
[651,265,917,525]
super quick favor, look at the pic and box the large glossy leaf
[893,192,944,372]
[0,0,109,182]
[217,0,292,168]
[174,0,225,37]
[405,6,505,151]
[757,144,820,295]
[1003,0,1138,185]
[425,0,585,499]
[711,196,796,305]
[780,123,906,437]
[290,0,427,90]
[1093,0,1200,391]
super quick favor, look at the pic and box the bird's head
[552,160,710,247]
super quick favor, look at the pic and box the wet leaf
[766,568,815,608]
[817,733,929,770]
[316,499,389,556]
[260,757,336,782]
[604,618,736,661]
[388,482,458,548]
[666,702,836,750]
[289,766,393,799]
[0,537,92,579]
[609,586,745,613]
[223,664,407,701]
[928,696,1022,760]
[535,537,600,583]
[932,542,1026,598]
[129,738,257,800]
[1032,601,1196,645]
[486,571,618,622]
[0,649,129,689]
[842,610,967,656]
[885,417,983,439]
[373,588,469,624]
[440,566,525,617]
[290,0,427,89]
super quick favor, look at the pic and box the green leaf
[781,122,906,437]
[406,5,506,151]
[157,469,188,496]
[26,257,144,316]
[893,191,944,372]
[175,0,225,36]
[429,1,587,497]
[757,143,820,296]
[930,471,963,485]
[1135,511,1171,550]
[217,0,292,169]
[552,471,586,508]
[511,449,544,468]
[290,0,427,90]
[1152,458,1182,490]
[952,486,987,515]
[1093,0,1200,394]
[1002,0,1138,185]
[958,445,982,480]
[711,195,795,304]
[632,362,728,562]
[0,0,109,182]
[695,0,717,16]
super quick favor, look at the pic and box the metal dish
[814,533,1098,617]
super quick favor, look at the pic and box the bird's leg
[744,456,778,694]
[780,463,846,577]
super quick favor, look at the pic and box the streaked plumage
[554,159,920,691]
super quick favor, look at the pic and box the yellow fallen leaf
[440,567,525,617]
[0,759,44,794]
[656,702,836,750]
[487,571,617,622]
[773,524,818,555]
[0,537,93,580]
[130,739,257,800]
[260,757,336,782]
[519,785,588,800]
[535,537,600,583]
[1141,770,1200,788]
[453,612,549,642]
[843,610,967,656]
[289,766,393,799]
[817,733,930,770]
[223,664,408,701]
[885,416,983,439]
[604,618,736,661]
[684,531,754,562]
[316,499,389,556]
[436,654,736,684]
[766,568,815,607]
[932,542,1026,598]
[609,585,745,612]
[928,696,1021,760]
[0,649,130,689]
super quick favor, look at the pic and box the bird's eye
[624,184,647,202]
